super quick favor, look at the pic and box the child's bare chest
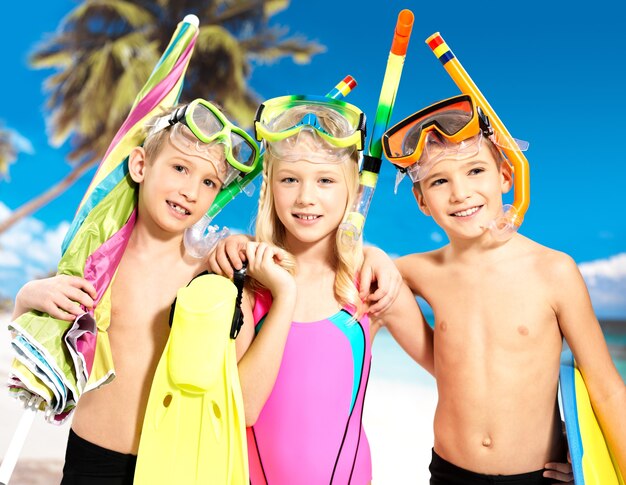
[108,255,199,349]
[423,266,557,347]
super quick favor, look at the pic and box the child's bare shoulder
[395,247,446,284]
[517,235,577,279]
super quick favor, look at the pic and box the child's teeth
[170,203,188,215]
[454,207,479,217]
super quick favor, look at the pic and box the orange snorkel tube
[426,33,530,237]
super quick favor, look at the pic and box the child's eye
[203,178,217,188]
[468,167,485,176]
[430,178,446,187]
[174,165,186,173]
[281,177,297,184]
[319,177,334,184]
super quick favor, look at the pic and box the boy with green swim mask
[10,99,271,483]
[380,94,626,483]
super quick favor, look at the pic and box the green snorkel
[184,76,359,258]
[339,10,414,246]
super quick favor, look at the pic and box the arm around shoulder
[372,282,435,376]
[360,246,403,315]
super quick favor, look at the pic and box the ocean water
[602,321,626,380]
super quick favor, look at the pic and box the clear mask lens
[266,128,355,164]
[230,132,256,167]
[169,124,235,184]
[267,105,357,139]
[406,131,483,183]
[191,103,224,137]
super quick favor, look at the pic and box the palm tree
[0,128,17,181]
[0,126,34,182]
[0,0,323,234]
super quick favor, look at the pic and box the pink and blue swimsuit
[248,290,372,485]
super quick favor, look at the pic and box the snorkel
[338,9,415,247]
[326,75,358,101]
[184,76,359,258]
[426,32,530,240]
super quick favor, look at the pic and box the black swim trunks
[61,429,137,485]
[429,449,552,485]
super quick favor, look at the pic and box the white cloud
[579,253,626,283]
[9,129,35,155]
[228,226,245,235]
[0,202,67,298]
[0,203,9,220]
[430,232,444,243]
[579,253,626,318]
[0,249,21,267]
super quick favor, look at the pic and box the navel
[482,436,492,448]
[517,325,529,336]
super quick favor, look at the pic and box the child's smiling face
[131,137,225,235]
[413,141,512,241]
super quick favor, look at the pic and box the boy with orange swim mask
[381,93,626,484]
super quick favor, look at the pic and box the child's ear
[500,160,513,194]
[128,147,147,183]
[412,186,431,216]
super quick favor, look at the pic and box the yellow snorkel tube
[426,33,530,238]
[338,9,415,246]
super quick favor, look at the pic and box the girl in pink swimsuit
[210,95,435,484]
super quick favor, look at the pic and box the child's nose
[296,181,315,205]
[449,180,471,202]
[180,180,199,201]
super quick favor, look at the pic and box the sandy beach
[0,313,438,483]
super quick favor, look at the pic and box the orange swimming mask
[383,94,527,183]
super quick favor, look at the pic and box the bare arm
[360,246,403,315]
[12,275,96,321]
[207,233,252,278]
[372,281,435,376]
[553,254,626,472]
[234,242,296,426]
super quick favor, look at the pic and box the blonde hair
[143,106,178,163]
[255,144,365,319]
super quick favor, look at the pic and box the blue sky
[1,1,625,318]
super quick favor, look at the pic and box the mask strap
[230,264,247,339]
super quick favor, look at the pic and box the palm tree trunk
[0,161,95,235]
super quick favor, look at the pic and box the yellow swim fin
[134,274,248,484]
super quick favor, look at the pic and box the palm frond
[242,31,326,65]
[263,0,289,17]
[0,133,17,179]
[0,127,32,181]
[27,0,325,165]
[64,0,155,30]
